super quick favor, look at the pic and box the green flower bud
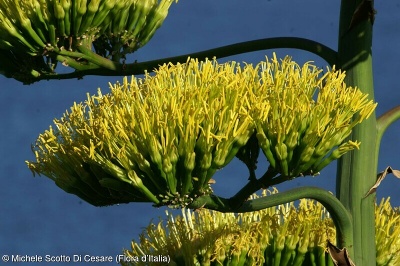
[312,140,360,174]
[184,152,196,172]
[54,2,65,20]
[275,143,289,176]
[162,157,173,174]
[275,143,288,161]
[212,146,230,169]
[298,146,315,165]
[127,170,159,204]
[256,129,276,169]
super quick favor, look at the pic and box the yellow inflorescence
[375,198,400,266]
[254,54,376,177]
[27,58,260,207]
[26,55,376,207]
[124,193,400,266]
[123,190,336,266]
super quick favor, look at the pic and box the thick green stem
[188,186,353,249]
[336,0,377,264]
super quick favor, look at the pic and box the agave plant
[123,191,400,266]
[26,55,375,209]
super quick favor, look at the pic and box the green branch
[228,167,278,209]
[76,45,119,71]
[55,55,97,71]
[188,186,353,249]
[376,105,400,148]
[24,37,338,84]
[228,166,301,209]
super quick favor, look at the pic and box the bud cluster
[0,0,177,80]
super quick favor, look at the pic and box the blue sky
[1,1,399,265]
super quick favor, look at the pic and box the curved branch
[229,167,278,209]
[188,186,353,249]
[376,105,400,146]
[26,37,338,83]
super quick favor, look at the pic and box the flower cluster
[26,55,376,207]
[124,192,400,266]
[27,58,258,206]
[123,189,336,266]
[254,55,376,177]
[376,198,400,266]
[0,0,177,79]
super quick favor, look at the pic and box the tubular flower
[124,191,400,266]
[26,58,261,207]
[254,54,377,177]
[0,0,177,81]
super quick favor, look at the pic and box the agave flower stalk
[123,191,400,266]
[0,0,177,81]
[336,0,378,263]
